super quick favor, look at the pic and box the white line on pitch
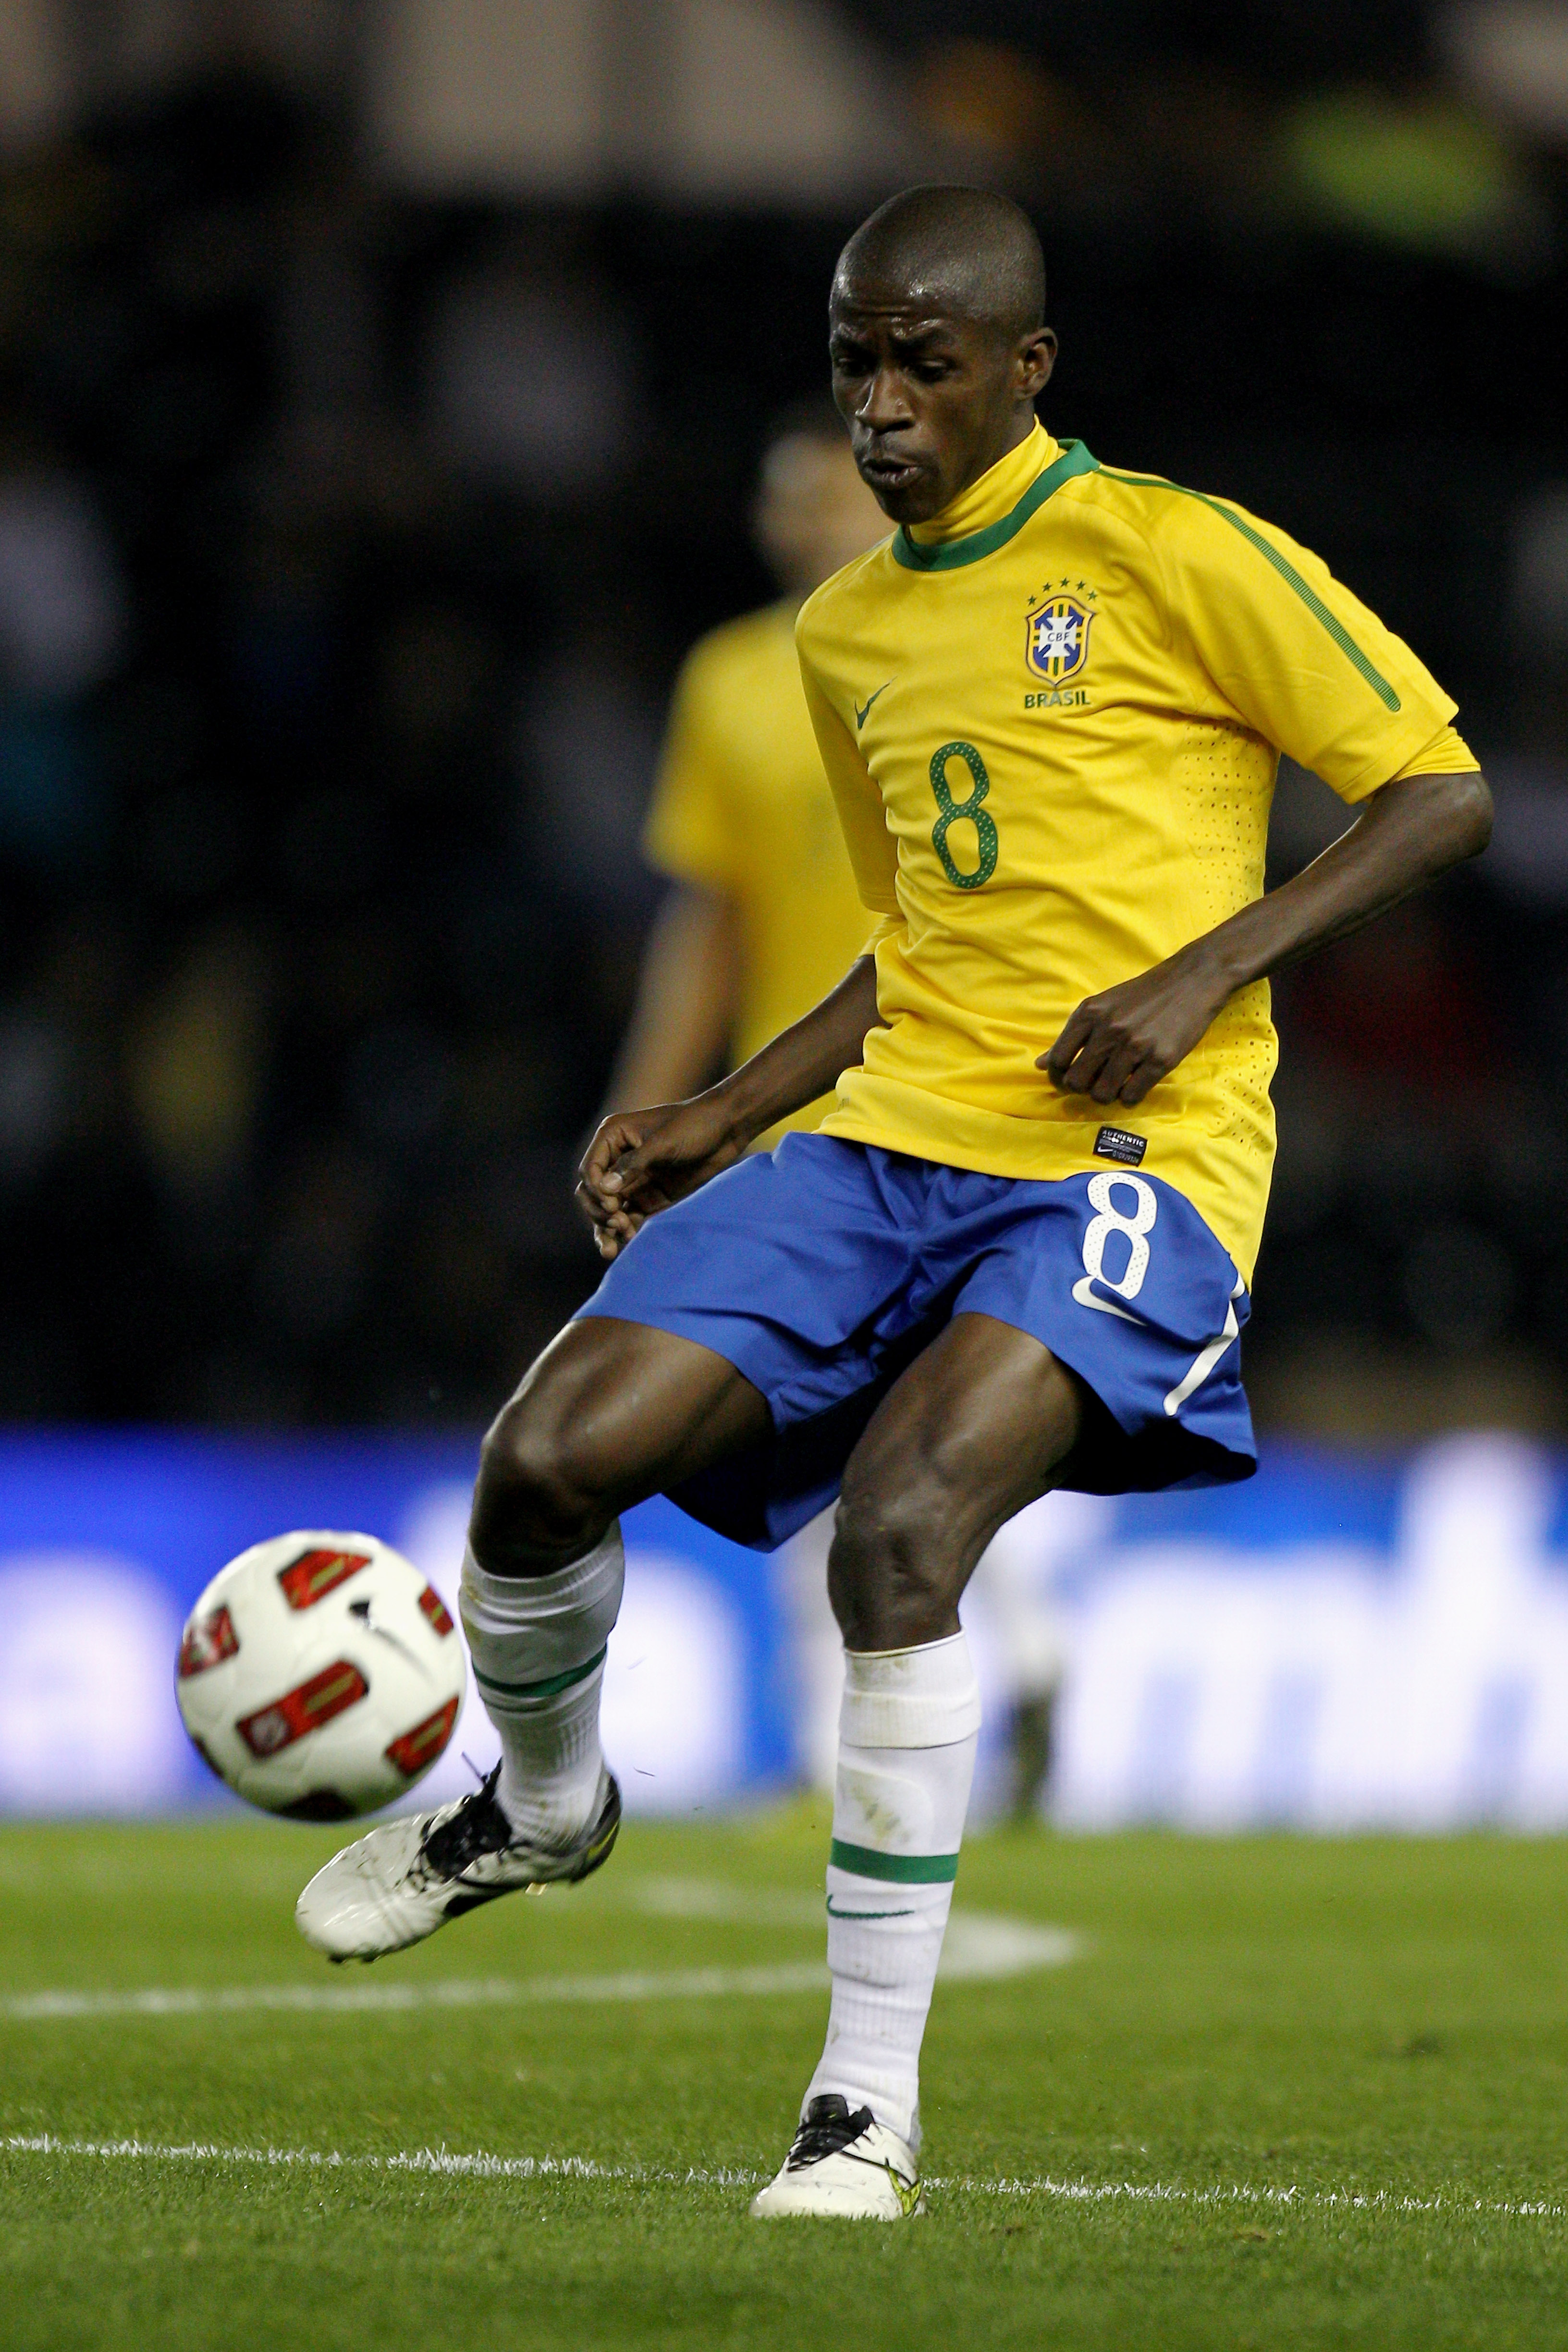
[0,1910,1079,2022]
[2,2135,1563,2221]
[1,1963,829,2021]
[0,2135,754,2187]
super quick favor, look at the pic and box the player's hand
[575,1094,748,1260]
[1041,947,1232,1106]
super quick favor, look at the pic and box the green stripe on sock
[473,1645,607,1703]
[829,1838,959,1885]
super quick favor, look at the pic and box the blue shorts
[576,1133,1256,1551]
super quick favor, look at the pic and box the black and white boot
[294,1764,621,1962]
[749,2095,924,2219]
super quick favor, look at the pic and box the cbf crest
[1026,593,1094,683]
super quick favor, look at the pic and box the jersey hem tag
[1093,1125,1147,1166]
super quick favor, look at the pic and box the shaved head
[826,186,1056,526]
[835,185,1045,346]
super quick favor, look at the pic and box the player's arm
[576,954,883,1257]
[1044,765,1492,1106]
[601,884,741,1112]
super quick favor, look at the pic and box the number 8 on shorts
[1081,1171,1158,1301]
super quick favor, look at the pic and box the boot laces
[787,2095,876,2169]
[417,1764,514,1881]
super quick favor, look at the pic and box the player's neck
[908,419,1054,547]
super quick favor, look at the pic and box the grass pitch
[3,1813,1568,2350]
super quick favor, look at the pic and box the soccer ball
[175,1531,466,1820]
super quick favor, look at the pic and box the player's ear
[1017,326,1056,399]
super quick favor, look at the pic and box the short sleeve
[795,625,902,919]
[641,644,741,891]
[1162,493,1461,806]
[1389,723,1481,781]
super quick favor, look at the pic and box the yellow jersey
[796,422,1476,1281]
[643,600,877,1136]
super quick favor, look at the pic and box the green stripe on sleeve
[829,1838,960,1885]
[472,1645,608,1703]
[1100,470,1402,711]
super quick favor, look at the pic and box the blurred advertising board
[0,1432,792,1822]
[2,1429,1567,1829]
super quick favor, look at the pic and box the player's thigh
[835,1311,1083,1590]
[474,1315,770,1560]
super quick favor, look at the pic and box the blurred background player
[604,405,1066,1816]
[603,403,881,1134]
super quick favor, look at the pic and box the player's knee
[472,1393,615,1568]
[829,1471,965,1646]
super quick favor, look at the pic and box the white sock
[458,1528,624,1845]
[804,1631,980,2154]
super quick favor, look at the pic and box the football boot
[294,1764,620,1962]
[748,2095,924,2219]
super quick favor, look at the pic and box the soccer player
[611,404,1066,1803]
[298,187,1491,2219]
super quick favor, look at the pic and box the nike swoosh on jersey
[854,682,891,728]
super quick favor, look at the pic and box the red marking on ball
[178,1605,239,1678]
[384,1695,461,1778]
[277,1548,373,1611]
[417,1585,454,1637]
[237,1660,369,1756]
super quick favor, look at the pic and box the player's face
[828,279,1056,525]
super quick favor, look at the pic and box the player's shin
[805,1632,981,2153]
[458,1529,624,1846]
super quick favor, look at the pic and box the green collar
[892,440,1100,572]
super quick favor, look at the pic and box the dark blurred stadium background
[1,0,1565,1442]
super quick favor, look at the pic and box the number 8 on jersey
[929,741,998,890]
